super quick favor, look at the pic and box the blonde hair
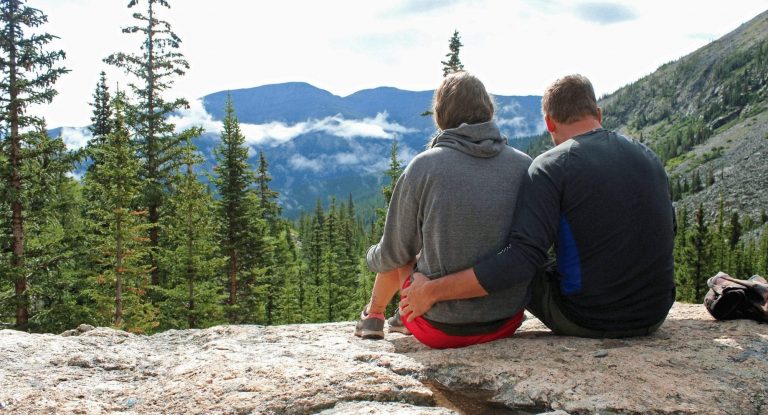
[541,74,599,124]
[433,71,495,132]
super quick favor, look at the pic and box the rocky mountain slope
[598,9,768,222]
[2,303,767,414]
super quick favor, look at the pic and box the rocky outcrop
[1,303,767,414]
[672,110,768,223]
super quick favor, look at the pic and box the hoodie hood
[432,121,508,158]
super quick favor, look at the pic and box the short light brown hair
[433,71,495,131]
[541,74,599,124]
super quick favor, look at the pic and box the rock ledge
[1,303,766,414]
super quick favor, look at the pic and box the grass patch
[701,146,724,162]
[665,152,693,170]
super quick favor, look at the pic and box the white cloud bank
[288,139,419,175]
[495,102,546,137]
[168,99,417,147]
[60,126,93,151]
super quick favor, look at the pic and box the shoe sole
[355,330,384,340]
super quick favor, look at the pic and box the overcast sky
[31,0,768,128]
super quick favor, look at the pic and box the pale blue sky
[31,0,768,128]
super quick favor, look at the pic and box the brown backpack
[704,272,768,322]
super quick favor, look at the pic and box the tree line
[1,1,766,334]
[0,0,397,333]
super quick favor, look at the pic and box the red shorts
[400,277,524,349]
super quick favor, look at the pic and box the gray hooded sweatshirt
[366,121,532,334]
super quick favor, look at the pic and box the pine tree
[688,204,712,301]
[89,71,113,145]
[256,151,280,231]
[105,0,194,287]
[82,95,156,333]
[422,30,467,117]
[728,212,741,249]
[83,72,113,193]
[691,171,702,193]
[757,224,768,276]
[13,125,85,332]
[274,227,303,324]
[441,30,464,77]
[673,206,692,301]
[322,197,341,321]
[711,195,728,273]
[252,152,291,325]
[157,134,226,329]
[375,141,404,235]
[0,0,68,329]
[211,95,257,323]
[235,192,270,323]
[305,199,326,321]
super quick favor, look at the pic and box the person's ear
[596,107,603,124]
[545,114,556,133]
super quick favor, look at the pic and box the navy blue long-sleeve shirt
[474,128,676,330]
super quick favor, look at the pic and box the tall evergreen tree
[256,151,280,231]
[105,0,193,287]
[758,224,768,276]
[422,30,467,117]
[375,140,404,235]
[274,227,303,324]
[441,30,464,76]
[83,72,113,187]
[305,199,326,321]
[728,212,742,250]
[12,125,84,332]
[157,134,226,329]
[321,197,341,321]
[687,204,713,301]
[212,95,255,322]
[673,206,692,301]
[0,0,68,329]
[82,95,156,333]
[252,152,290,325]
[89,71,113,145]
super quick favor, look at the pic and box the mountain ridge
[595,8,768,223]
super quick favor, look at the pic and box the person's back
[515,128,675,330]
[369,121,532,328]
[357,71,533,348]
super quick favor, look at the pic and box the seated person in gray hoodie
[354,71,533,349]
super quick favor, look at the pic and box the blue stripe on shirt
[557,215,582,295]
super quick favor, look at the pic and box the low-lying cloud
[496,102,546,137]
[168,99,416,146]
[289,141,419,175]
[496,116,546,138]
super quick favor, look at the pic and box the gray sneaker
[354,310,385,340]
[387,309,412,335]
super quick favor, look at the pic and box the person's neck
[552,118,603,146]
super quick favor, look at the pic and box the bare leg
[367,261,415,315]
